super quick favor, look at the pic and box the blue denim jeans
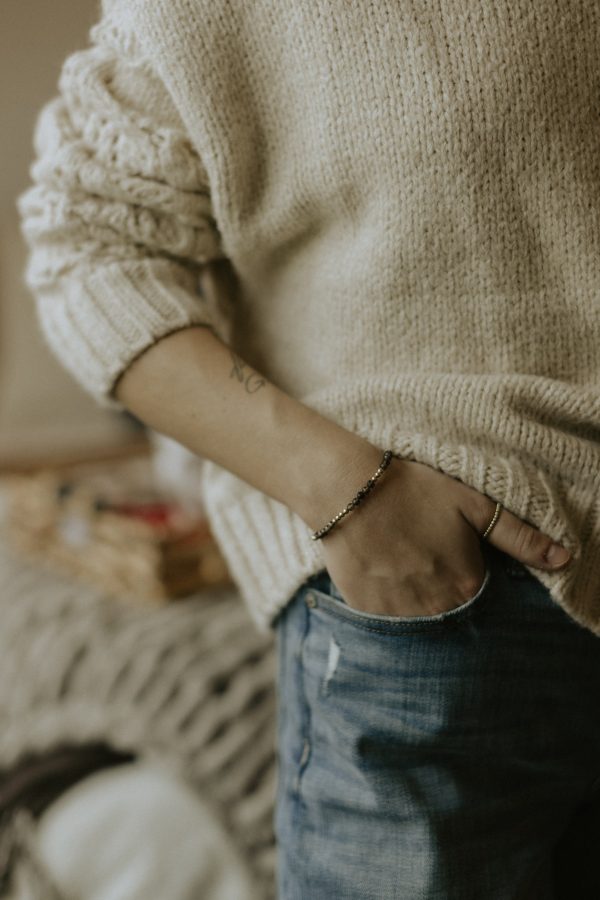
[274,541,600,899]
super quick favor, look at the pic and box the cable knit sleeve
[17,6,230,410]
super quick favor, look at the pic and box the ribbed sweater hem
[202,435,600,636]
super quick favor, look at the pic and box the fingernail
[544,544,571,567]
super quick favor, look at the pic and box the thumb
[466,495,572,571]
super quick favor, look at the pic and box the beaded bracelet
[310,449,395,541]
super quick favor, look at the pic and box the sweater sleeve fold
[17,7,231,410]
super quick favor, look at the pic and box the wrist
[310,449,395,541]
[288,424,390,532]
[251,386,391,529]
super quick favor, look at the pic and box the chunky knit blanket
[0,540,277,899]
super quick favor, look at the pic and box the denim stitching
[309,593,483,635]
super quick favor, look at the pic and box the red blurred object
[115,501,171,521]
[105,501,178,527]
[2,458,232,602]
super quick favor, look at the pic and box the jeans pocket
[306,564,493,634]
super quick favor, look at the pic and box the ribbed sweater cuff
[201,435,599,634]
[34,258,230,411]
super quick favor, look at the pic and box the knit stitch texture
[18,1,600,633]
[0,541,276,899]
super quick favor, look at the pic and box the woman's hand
[317,455,572,617]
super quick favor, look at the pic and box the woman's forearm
[113,324,383,530]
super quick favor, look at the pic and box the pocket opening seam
[310,566,493,633]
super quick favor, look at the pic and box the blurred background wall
[0,0,141,469]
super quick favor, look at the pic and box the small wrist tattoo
[229,351,266,394]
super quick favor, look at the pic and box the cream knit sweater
[18,1,600,633]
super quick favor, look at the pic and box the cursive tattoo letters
[229,350,266,394]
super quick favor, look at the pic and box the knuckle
[472,494,498,531]
[512,521,540,555]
